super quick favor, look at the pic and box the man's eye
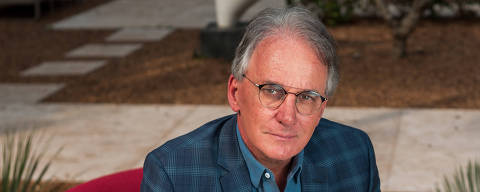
[263,88,279,95]
[300,94,312,100]
[299,93,317,102]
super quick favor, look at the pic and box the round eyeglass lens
[296,92,322,114]
[258,84,285,108]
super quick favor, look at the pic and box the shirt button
[264,172,271,179]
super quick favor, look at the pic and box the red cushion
[66,168,143,192]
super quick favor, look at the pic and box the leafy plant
[287,0,355,26]
[1,131,62,192]
[317,0,355,25]
[426,0,480,18]
[436,160,480,192]
[374,0,433,58]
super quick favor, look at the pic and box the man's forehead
[246,34,328,93]
[255,32,322,58]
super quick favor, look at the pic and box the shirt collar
[236,124,303,188]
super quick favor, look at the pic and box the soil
[3,19,476,108]
[0,181,81,192]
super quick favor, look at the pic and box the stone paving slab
[1,104,479,192]
[51,0,286,29]
[0,84,64,104]
[386,109,480,191]
[106,27,173,42]
[21,61,107,76]
[160,105,233,143]
[66,44,142,58]
[0,104,198,181]
[134,105,234,167]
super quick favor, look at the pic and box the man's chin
[263,148,300,162]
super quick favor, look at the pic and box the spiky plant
[1,131,61,192]
[436,160,480,192]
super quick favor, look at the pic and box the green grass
[436,160,480,192]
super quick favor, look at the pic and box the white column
[215,0,259,29]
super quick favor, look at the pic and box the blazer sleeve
[365,133,381,192]
[140,152,174,192]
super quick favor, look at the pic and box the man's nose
[275,94,297,126]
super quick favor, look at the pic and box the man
[141,7,380,192]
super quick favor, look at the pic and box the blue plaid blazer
[141,114,380,192]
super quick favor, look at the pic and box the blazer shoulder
[305,118,380,190]
[147,114,235,162]
[305,118,374,163]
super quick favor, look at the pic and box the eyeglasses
[242,74,327,115]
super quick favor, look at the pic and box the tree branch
[374,0,394,23]
[397,0,432,36]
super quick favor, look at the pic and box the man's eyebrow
[261,80,320,93]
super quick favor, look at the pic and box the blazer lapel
[219,166,252,192]
[301,157,329,192]
[301,125,331,192]
[217,115,252,192]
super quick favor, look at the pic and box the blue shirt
[236,125,303,192]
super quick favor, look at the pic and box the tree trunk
[374,0,433,58]
[393,35,407,58]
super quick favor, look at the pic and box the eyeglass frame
[241,74,327,115]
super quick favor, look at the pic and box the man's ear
[227,74,240,112]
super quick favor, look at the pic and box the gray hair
[231,7,339,98]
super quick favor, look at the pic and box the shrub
[1,131,62,192]
[436,160,480,192]
[287,0,355,25]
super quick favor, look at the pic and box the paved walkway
[1,0,479,192]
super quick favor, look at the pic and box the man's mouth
[268,132,296,140]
